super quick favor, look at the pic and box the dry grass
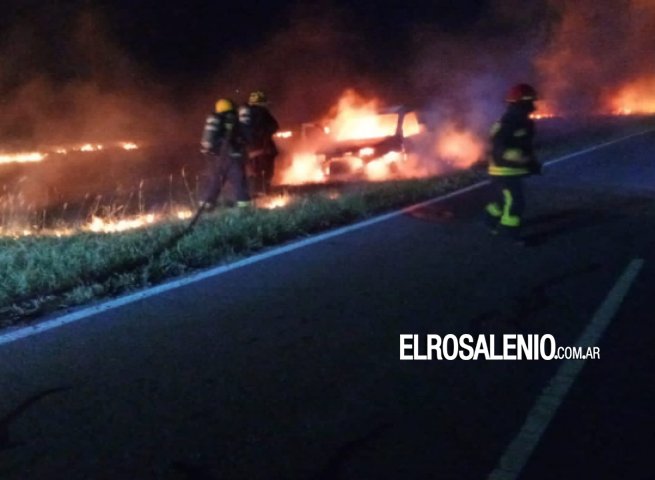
[1,116,654,326]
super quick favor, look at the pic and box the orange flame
[0,152,47,164]
[608,77,655,115]
[281,153,326,185]
[258,193,293,209]
[0,207,196,237]
[86,213,156,233]
[530,101,557,120]
[274,131,293,139]
[327,90,422,141]
[434,125,484,169]
[278,90,484,185]
[80,143,103,152]
[0,141,141,165]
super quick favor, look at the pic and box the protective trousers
[249,153,276,194]
[485,176,525,234]
[204,152,251,207]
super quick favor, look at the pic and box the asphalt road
[0,132,654,479]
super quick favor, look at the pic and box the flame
[0,152,47,164]
[364,158,391,181]
[359,147,375,157]
[80,143,104,152]
[608,77,655,115]
[279,90,432,185]
[0,206,200,237]
[86,213,156,233]
[326,90,422,141]
[530,101,557,120]
[274,131,293,139]
[258,193,293,209]
[434,124,484,169]
[281,153,326,185]
[0,141,141,165]
[175,209,193,220]
[277,90,487,185]
[52,141,140,154]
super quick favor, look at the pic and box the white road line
[0,130,652,346]
[543,129,654,168]
[488,258,645,480]
[0,182,487,346]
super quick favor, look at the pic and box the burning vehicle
[315,106,423,179]
[276,90,487,185]
[277,99,428,184]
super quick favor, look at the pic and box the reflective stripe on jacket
[487,107,535,177]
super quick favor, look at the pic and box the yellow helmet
[248,90,267,105]
[215,98,235,113]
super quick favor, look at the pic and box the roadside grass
[1,116,654,325]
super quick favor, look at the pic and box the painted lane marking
[488,258,645,480]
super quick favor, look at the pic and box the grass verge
[1,116,654,327]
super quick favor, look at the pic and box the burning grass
[1,115,655,326]
[0,171,481,323]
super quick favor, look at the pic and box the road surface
[0,132,654,479]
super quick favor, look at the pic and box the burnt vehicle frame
[313,106,421,178]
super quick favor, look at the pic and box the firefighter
[200,98,251,209]
[484,83,542,242]
[240,90,279,195]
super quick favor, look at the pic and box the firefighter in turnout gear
[200,98,251,209]
[484,83,541,241]
[240,90,279,195]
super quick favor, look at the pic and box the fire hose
[2,147,232,320]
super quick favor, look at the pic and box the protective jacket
[488,103,539,177]
[200,110,250,205]
[200,111,247,157]
[242,104,279,155]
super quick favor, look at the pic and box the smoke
[0,8,190,147]
[0,1,654,152]
[197,2,383,125]
[536,0,655,113]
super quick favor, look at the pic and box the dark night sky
[106,0,488,74]
[0,0,650,142]
[1,0,551,141]
[0,0,491,83]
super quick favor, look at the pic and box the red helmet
[505,83,538,103]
